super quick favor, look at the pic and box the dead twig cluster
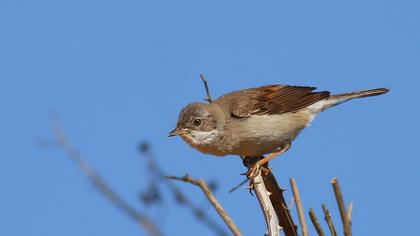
[171,156,354,236]
[289,177,353,236]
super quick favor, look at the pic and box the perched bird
[168,85,389,175]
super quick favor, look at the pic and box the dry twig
[242,157,297,236]
[200,74,213,103]
[322,204,338,236]
[331,178,352,236]
[228,178,248,193]
[263,172,298,236]
[52,117,161,236]
[139,143,229,236]
[241,158,280,236]
[309,208,326,236]
[166,175,242,236]
[253,171,280,236]
[289,178,309,236]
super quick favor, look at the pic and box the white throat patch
[186,130,220,145]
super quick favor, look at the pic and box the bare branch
[253,171,280,236]
[200,74,213,103]
[322,204,338,236]
[166,175,242,236]
[289,178,309,236]
[308,208,326,236]
[52,116,161,236]
[262,173,298,236]
[331,178,352,236]
[241,157,297,236]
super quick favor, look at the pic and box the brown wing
[216,85,330,118]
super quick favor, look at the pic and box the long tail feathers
[309,87,389,113]
[331,88,390,100]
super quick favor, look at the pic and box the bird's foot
[239,155,271,193]
[246,163,271,179]
[247,163,261,179]
[246,164,272,191]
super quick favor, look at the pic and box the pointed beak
[168,127,187,137]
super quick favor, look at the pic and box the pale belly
[227,111,313,156]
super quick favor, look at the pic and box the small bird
[168,85,389,175]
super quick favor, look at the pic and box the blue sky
[1,0,419,235]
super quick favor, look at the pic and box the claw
[246,181,255,196]
[247,163,262,179]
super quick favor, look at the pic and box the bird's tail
[331,88,390,101]
[308,88,389,113]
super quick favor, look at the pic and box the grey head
[168,102,225,149]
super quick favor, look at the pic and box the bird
[168,84,389,177]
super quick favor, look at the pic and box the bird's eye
[193,119,201,126]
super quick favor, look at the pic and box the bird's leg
[247,143,291,180]
[240,156,262,193]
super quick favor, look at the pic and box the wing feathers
[216,85,330,118]
[254,85,329,115]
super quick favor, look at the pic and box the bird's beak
[168,127,187,137]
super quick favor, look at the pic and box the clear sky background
[1,0,419,235]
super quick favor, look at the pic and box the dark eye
[193,119,201,126]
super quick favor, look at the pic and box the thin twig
[253,171,280,236]
[322,204,338,236]
[228,178,248,193]
[309,208,326,236]
[52,117,161,236]
[289,178,309,236]
[347,202,353,224]
[166,175,242,236]
[331,178,352,236]
[200,74,213,103]
[139,143,229,236]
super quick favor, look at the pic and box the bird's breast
[226,111,313,156]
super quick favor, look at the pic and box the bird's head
[168,103,224,146]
